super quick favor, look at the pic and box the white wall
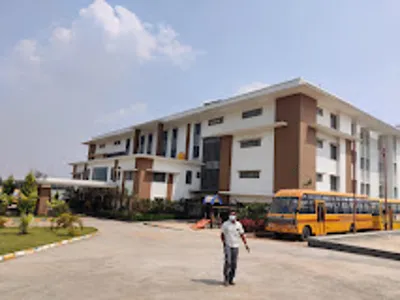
[316,132,339,191]
[229,130,274,196]
[95,136,130,155]
[152,159,201,200]
[338,138,346,193]
[369,130,380,198]
[151,182,168,199]
[316,106,352,135]
[202,103,275,138]
[76,164,85,173]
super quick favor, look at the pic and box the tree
[2,176,16,195]
[21,172,37,197]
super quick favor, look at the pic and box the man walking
[220,211,250,286]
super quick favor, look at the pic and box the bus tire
[301,226,312,241]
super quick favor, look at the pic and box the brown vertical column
[88,144,96,160]
[36,185,51,215]
[166,174,174,200]
[133,129,141,154]
[185,123,191,159]
[274,93,317,192]
[72,165,77,179]
[133,158,154,199]
[113,159,119,181]
[219,135,233,203]
[156,123,164,156]
[345,139,353,192]
[83,163,89,180]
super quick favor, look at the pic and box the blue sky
[1,0,400,178]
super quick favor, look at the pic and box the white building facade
[70,78,400,203]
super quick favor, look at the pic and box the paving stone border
[0,231,97,263]
[308,230,400,261]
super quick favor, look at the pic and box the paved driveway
[1,218,400,300]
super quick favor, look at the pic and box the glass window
[239,171,260,179]
[153,172,166,183]
[240,139,261,148]
[196,172,201,179]
[395,187,398,199]
[270,197,299,214]
[330,175,339,191]
[242,108,263,119]
[171,128,178,158]
[316,173,323,182]
[162,131,168,156]
[317,139,323,149]
[330,144,338,160]
[147,134,153,154]
[124,171,134,180]
[139,135,145,154]
[317,107,323,116]
[185,170,192,184]
[92,167,108,182]
[99,144,106,149]
[371,202,380,216]
[330,113,338,129]
[208,117,224,126]
[114,140,121,146]
[299,196,315,214]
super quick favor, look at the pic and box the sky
[1,0,400,179]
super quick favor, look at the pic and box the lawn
[0,227,97,255]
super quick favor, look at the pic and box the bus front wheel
[301,226,312,241]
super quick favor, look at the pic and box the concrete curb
[142,222,184,231]
[308,231,400,261]
[0,231,97,263]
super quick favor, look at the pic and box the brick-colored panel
[166,174,174,201]
[185,123,191,159]
[274,93,317,192]
[36,185,51,215]
[133,158,153,199]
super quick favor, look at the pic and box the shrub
[0,216,7,228]
[17,191,38,215]
[21,172,37,197]
[19,213,34,234]
[48,199,70,217]
[52,213,83,236]
[2,176,16,195]
[0,193,10,215]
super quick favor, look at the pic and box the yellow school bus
[265,189,371,240]
[370,198,400,230]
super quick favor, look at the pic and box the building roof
[83,77,400,144]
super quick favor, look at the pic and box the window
[153,172,166,183]
[299,196,316,214]
[351,122,357,136]
[240,138,261,148]
[171,128,178,158]
[395,163,397,175]
[99,144,106,149]
[114,140,121,146]
[360,157,365,170]
[242,108,262,119]
[147,134,153,154]
[379,185,384,198]
[193,123,201,159]
[208,117,224,126]
[317,107,323,116]
[124,171,134,180]
[366,158,370,171]
[239,170,260,179]
[162,131,168,156]
[330,113,338,129]
[139,135,145,154]
[360,183,365,194]
[366,184,370,196]
[330,175,338,191]
[185,170,192,184]
[317,139,323,149]
[316,173,323,182]
[196,172,201,179]
[330,144,338,160]
[92,167,108,182]
[395,187,398,199]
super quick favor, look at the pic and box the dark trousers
[223,246,239,282]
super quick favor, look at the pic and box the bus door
[316,201,326,235]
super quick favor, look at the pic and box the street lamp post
[352,140,357,233]
[383,147,389,230]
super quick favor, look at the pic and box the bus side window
[337,197,344,214]
[300,196,315,214]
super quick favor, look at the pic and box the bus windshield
[269,197,299,214]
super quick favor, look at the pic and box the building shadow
[191,279,223,286]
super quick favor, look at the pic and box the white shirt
[221,220,245,248]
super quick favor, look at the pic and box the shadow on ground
[191,279,223,286]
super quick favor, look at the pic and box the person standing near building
[220,211,250,286]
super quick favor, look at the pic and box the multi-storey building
[70,78,400,203]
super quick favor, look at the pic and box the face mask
[229,215,236,222]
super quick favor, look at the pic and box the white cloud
[236,81,269,94]
[95,102,148,125]
[0,0,198,178]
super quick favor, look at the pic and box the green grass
[0,227,97,255]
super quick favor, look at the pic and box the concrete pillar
[36,184,51,216]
